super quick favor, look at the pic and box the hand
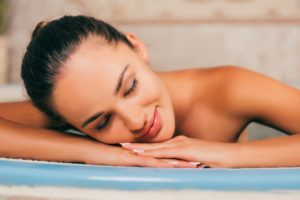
[82,140,198,168]
[120,136,236,168]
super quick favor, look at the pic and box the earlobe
[125,33,149,63]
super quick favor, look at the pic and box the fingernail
[120,143,131,147]
[132,149,144,154]
[189,162,201,166]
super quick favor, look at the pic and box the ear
[125,33,149,63]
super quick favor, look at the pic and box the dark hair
[21,15,133,122]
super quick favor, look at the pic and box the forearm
[0,117,98,163]
[230,134,300,168]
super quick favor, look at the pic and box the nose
[115,104,147,132]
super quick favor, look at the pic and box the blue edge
[0,159,300,191]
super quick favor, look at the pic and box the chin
[152,120,175,142]
[153,100,176,142]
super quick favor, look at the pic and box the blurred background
[0,0,300,139]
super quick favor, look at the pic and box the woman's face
[52,34,175,144]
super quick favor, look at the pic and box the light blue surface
[1,159,300,190]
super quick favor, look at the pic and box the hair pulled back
[21,15,132,121]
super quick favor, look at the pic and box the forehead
[52,37,129,123]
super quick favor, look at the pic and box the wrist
[75,138,102,164]
[221,142,258,168]
[78,138,121,165]
[62,136,99,164]
[218,143,242,168]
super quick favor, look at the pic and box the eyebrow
[81,64,129,128]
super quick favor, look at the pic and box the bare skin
[1,33,300,168]
[158,66,300,141]
[123,66,300,167]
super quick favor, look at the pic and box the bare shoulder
[178,66,241,102]
[0,100,55,128]
[177,65,239,84]
[205,65,300,134]
[159,66,242,102]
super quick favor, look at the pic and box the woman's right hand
[82,141,198,168]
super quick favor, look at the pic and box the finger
[135,147,200,165]
[135,147,189,160]
[160,159,200,168]
[117,149,200,168]
[122,152,173,168]
[135,156,174,168]
[120,141,174,151]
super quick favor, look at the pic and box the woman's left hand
[120,135,236,168]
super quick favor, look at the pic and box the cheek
[154,80,176,141]
[137,75,162,105]
[84,117,135,144]
[139,73,175,142]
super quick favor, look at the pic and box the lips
[137,106,162,142]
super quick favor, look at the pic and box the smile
[137,106,162,142]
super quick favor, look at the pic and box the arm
[121,134,300,168]
[0,116,183,167]
[0,101,190,167]
[0,100,82,162]
[0,116,93,163]
[224,66,300,135]
[223,66,300,167]
[230,134,300,168]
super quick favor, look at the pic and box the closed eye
[95,77,138,132]
[95,114,111,131]
[124,78,138,97]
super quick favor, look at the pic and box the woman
[1,15,300,168]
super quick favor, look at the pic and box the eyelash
[124,78,138,97]
[95,114,111,131]
[95,78,138,131]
